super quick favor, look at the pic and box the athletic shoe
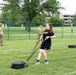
[35,61,40,65]
[44,61,48,64]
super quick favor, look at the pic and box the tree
[32,14,46,26]
[48,17,64,27]
[2,0,21,26]
[2,0,62,27]
[21,0,42,30]
[0,14,2,22]
[72,14,76,26]
[42,0,62,16]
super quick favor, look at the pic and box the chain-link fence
[3,22,76,40]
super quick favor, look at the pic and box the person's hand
[39,35,43,40]
[36,40,38,44]
[45,36,49,40]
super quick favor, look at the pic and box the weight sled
[11,44,40,69]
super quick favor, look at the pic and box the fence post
[71,23,73,33]
[28,22,31,40]
[29,23,30,40]
[62,23,64,38]
[7,22,9,40]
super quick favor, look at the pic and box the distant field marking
[0,49,28,52]
[63,71,76,75]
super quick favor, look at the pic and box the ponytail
[49,23,53,32]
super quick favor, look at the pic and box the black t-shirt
[43,30,54,43]
[40,30,54,50]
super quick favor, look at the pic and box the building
[59,13,74,25]
[45,11,74,26]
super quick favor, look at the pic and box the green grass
[0,38,76,75]
[0,27,76,75]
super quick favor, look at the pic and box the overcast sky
[0,0,76,15]
[57,0,76,15]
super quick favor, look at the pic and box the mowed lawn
[0,38,76,75]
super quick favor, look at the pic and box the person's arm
[36,35,43,43]
[45,35,55,40]
[38,28,41,35]
[39,35,43,40]
[50,35,56,39]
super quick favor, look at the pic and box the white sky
[0,0,76,15]
[57,0,76,15]
[0,0,5,13]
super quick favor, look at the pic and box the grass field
[0,38,76,75]
[0,27,76,75]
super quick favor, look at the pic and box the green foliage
[32,14,45,26]
[0,14,3,23]
[48,17,64,27]
[22,0,41,22]
[42,0,62,15]
[2,0,62,27]
[0,14,2,19]
[2,0,21,26]
[72,14,76,26]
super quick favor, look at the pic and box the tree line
[0,0,65,28]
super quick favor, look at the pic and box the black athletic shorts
[40,41,51,50]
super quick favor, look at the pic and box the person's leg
[0,34,3,46]
[37,49,43,60]
[35,49,43,65]
[42,50,47,60]
[42,49,48,64]
[1,38,3,46]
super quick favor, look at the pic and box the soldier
[36,25,42,43]
[0,23,4,46]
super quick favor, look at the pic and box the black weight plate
[11,61,28,69]
[12,61,25,66]
[68,45,76,48]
